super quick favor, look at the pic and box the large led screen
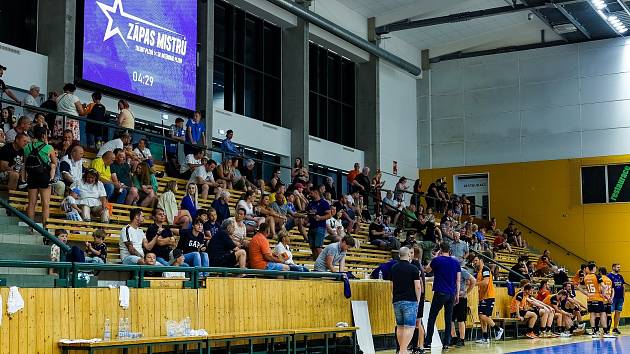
[81,0,197,110]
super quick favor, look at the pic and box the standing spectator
[394,177,409,203]
[180,149,205,180]
[97,132,132,157]
[72,169,109,223]
[307,187,331,260]
[608,263,625,335]
[5,116,32,143]
[53,145,84,196]
[220,129,240,158]
[313,236,355,272]
[185,111,206,155]
[273,231,308,272]
[211,190,231,224]
[352,167,371,203]
[473,252,504,344]
[119,208,155,265]
[110,148,139,204]
[371,170,385,215]
[24,126,57,225]
[324,176,338,201]
[84,228,108,264]
[158,180,192,229]
[190,158,222,200]
[207,218,247,269]
[448,232,469,265]
[249,223,289,271]
[0,64,20,106]
[290,157,304,182]
[177,217,210,268]
[145,208,177,266]
[0,132,27,190]
[451,266,476,347]
[55,83,85,140]
[40,91,58,130]
[391,247,421,354]
[410,179,423,209]
[117,99,134,130]
[21,85,40,119]
[167,117,186,157]
[1,107,12,132]
[424,242,461,350]
[181,183,200,219]
[132,161,158,207]
[347,162,360,188]
[85,91,107,147]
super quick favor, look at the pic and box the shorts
[612,298,624,312]
[588,301,605,314]
[27,173,50,189]
[284,218,295,230]
[393,301,418,327]
[453,297,468,322]
[308,227,326,249]
[122,255,142,265]
[478,298,495,317]
[265,262,285,271]
[211,252,237,268]
[417,297,426,319]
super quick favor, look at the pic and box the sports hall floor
[378,325,629,353]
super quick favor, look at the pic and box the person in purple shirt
[423,242,461,351]
[608,263,625,335]
[306,187,331,260]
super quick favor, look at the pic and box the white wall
[0,42,48,94]
[420,37,630,168]
[309,135,364,171]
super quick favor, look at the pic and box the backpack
[25,142,49,176]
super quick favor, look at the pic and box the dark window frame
[581,163,630,204]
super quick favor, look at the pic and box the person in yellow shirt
[582,263,613,337]
[472,252,504,344]
[91,151,127,204]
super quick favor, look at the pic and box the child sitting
[84,228,108,264]
[164,249,186,278]
[49,229,69,275]
[61,188,83,221]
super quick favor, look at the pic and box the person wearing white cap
[21,85,40,119]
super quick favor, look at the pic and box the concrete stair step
[0,267,48,275]
[0,233,45,245]
[0,274,56,287]
[0,215,20,225]
[0,243,50,261]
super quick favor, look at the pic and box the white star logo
[96,0,185,48]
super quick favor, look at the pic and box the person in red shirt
[347,162,360,185]
[492,230,513,253]
[536,280,551,302]
[248,223,289,271]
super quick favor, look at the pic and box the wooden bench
[59,335,208,354]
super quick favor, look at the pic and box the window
[213,0,281,125]
[309,43,355,147]
[0,0,37,51]
[309,163,348,198]
[581,164,630,204]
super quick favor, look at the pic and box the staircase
[0,208,58,287]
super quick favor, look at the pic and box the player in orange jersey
[509,284,538,339]
[582,263,614,338]
[599,267,615,333]
[473,252,504,344]
[543,290,572,337]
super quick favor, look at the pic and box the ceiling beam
[553,3,592,39]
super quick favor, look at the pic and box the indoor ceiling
[339,0,630,60]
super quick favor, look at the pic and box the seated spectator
[32,113,48,132]
[236,190,265,230]
[229,208,249,249]
[333,195,357,234]
[179,148,204,180]
[181,183,200,219]
[472,224,490,250]
[189,158,223,200]
[84,228,107,264]
[91,151,128,204]
[49,229,69,274]
[207,218,247,269]
[447,231,469,265]
[326,205,345,243]
[505,222,525,248]
[164,249,187,276]
[461,194,471,216]
[72,168,109,223]
[142,253,163,277]
[509,256,532,282]
[368,215,400,250]
[489,217,497,231]
[85,91,107,148]
[324,176,338,201]
[289,183,308,211]
[133,138,153,166]
[313,236,355,272]
[269,184,286,204]
[0,128,5,146]
[158,180,192,230]
[132,161,158,207]
[145,208,177,266]
[177,217,210,268]
[0,131,27,190]
[215,158,235,189]
[119,208,155,265]
[5,116,31,143]
[97,132,132,157]
[273,231,309,272]
[61,187,83,221]
[211,189,231,224]
[271,192,307,240]
[237,158,264,192]
[203,207,221,241]
[492,230,513,253]
[219,129,239,158]
[269,167,285,191]
[258,194,285,237]
[185,111,206,155]
[534,250,554,277]
[249,223,289,271]
[53,144,84,196]
[110,148,139,205]
[292,167,309,187]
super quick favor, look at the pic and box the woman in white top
[55,83,85,140]
[273,231,308,272]
[117,99,135,130]
[157,180,192,229]
[236,190,264,227]
[72,169,109,223]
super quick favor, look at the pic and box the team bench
[59,326,358,354]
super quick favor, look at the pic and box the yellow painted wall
[421,154,630,281]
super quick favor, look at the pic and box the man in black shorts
[410,247,426,354]
[451,265,475,347]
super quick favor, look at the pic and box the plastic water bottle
[124,318,130,338]
[183,317,191,336]
[378,270,383,280]
[103,319,111,341]
[118,318,126,339]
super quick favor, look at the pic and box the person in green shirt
[24,126,57,225]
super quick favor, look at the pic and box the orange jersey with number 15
[583,273,604,302]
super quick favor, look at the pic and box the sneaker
[548,332,560,338]
[525,332,538,339]
[450,338,459,346]
[603,332,616,339]
[494,327,505,340]
[411,347,424,354]
[455,339,465,348]
[442,345,450,350]
[613,328,621,335]
[475,338,489,344]
[539,332,549,338]
[560,332,572,338]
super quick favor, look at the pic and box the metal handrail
[0,198,71,254]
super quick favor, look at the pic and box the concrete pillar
[198,0,215,146]
[37,0,76,92]
[281,18,309,165]
[355,55,380,171]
